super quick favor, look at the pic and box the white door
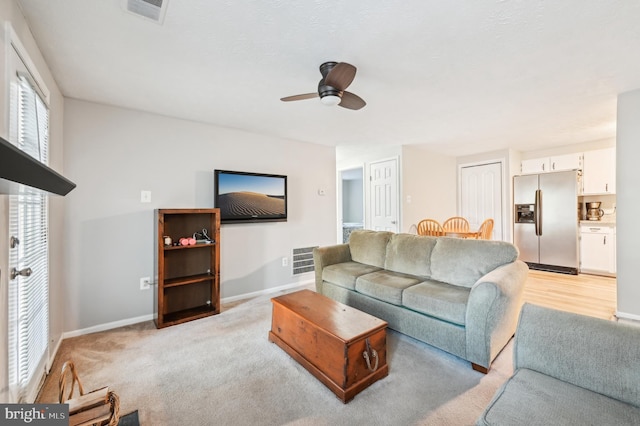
[370,158,399,232]
[5,43,51,403]
[460,162,503,240]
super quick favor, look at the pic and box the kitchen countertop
[580,219,616,226]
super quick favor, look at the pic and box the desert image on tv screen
[217,173,285,218]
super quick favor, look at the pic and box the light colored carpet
[37,288,514,425]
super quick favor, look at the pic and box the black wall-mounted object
[0,135,76,196]
[214,169,287,224]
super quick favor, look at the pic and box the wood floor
[522,270,617,320]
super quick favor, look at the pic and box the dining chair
[476,218,494,240]
[442,216,470,232]
[417,219,445,236]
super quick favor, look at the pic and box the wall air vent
[292,247,317,276]
[123,0,169,24]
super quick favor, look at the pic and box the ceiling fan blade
[325,63,356,91]
[280,93,319,102]
[339,91,366,110]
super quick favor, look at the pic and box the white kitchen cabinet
[521,158,549,174]
[521,153,582,174]
[582,148,616,195]
[550,153,583,172]
[580,225,615,276]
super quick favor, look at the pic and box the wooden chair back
[417,219,445,236]
[477,218,494,240]
[442,216,470,232]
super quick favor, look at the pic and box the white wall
[63,99,336,331]
[402,145,456,232]
[337,144,458,234]
[615,89,640,319]
[520,138,615,160]
[0,0,68,401]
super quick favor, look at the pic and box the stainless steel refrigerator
[513,170,579,274]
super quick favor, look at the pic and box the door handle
[391,221,397,224]
[10,267,32,280]
[535,189,542,236]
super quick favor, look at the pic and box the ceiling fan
[280,62,366,110]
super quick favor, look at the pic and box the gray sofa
[313,229,528,372]
[477,303,640,425]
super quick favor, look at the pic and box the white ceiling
[16,0,640,156]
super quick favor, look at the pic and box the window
[7,44,51,403]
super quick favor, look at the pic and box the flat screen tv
[214,170,287,224]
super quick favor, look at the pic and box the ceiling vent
[123,0,169,24]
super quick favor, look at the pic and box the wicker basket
[58,361,120,426]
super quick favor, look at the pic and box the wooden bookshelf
[154,209,220,328]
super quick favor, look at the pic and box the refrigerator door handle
[535,189,542,236]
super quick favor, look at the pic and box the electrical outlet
[282,257,288,267]
[140,276,151,290]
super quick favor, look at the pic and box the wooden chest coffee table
[268,289,388,403]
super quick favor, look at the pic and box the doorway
[338,167,364,243]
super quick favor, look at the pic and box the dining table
[444,230,480,239]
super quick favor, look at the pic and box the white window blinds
[8,73,50,402]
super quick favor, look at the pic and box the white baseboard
[221,279,313,304]
[47,335,64,373]
[63,313,155,339]
[615,311,640,322]
[63,279,314,338]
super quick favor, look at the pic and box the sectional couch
[313,229,528,372]
[477,303,640,425]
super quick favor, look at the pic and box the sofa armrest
[465,260,528,369]
[312,244,352,293]
[514,303,640,408]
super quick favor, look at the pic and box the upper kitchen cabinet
[583,148,616,195]
[520,153,583,174]
[521,158,549,174]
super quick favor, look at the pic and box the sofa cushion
[402,280,470,326]
[477,368,640,426]
[430,238,519,288]
[355,271,422,305]
[348,229,393,268]
[322,262,382,290]
[384,233,437,277]
[514,303,640,408]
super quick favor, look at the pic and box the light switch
[140,190,151,203]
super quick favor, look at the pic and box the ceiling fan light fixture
[320,95,341,106]
[281,62,365,110]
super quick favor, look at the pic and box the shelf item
[154,208,220,328]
